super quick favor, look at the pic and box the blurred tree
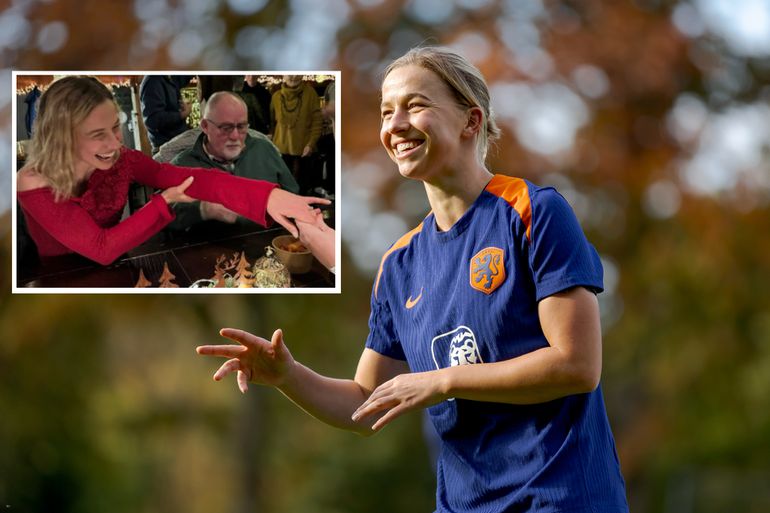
[2,1,770,512]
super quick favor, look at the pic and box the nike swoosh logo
[405,288,423,309]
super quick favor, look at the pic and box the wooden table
[17,222,334,289]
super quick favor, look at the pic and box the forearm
[21,193,172,265]
[277,362,373,434]
[438,346,600,405]
[297,222,335,270]
[157,164,277,220]
[128,151,277,226]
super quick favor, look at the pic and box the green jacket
[169,132,299,230]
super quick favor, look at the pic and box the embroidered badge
[431,326,484,402]
[431,325,484,370]
[470,247,506,294]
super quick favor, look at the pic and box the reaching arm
[18,189,174,265]
[124,149,329,236]
[438,286,601,403]
[196,329,409,435]
[353,286,602,431]
[127,150,277,226]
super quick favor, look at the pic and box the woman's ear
[463,107,483,137]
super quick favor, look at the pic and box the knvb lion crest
[431,325,484,370]
[431,326,484,402]
[470,247,506,294]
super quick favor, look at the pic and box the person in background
[197,47,628,513]
[241,75,272,135]
[315,79,336,196]
[169,91,298,229]
[152,75,236,164]
[17,76,328,266]
[323,80,335,138]
[139,75,192,153]
[270,75,322,194]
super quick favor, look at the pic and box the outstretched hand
[351,371,446,432]
[196,328,295,394]
[266,188,330,238]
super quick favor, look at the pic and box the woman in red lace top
[17,76,328,266]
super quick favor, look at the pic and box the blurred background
[1,0,770,511]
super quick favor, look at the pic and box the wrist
[276,359,301,392]
[434,368,453,400]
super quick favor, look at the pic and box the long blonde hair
[26,76,116,201]
[384,46,501,163]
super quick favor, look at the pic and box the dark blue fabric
[366,176,628,513]
[139,75,192,149]
[24,86,41,137]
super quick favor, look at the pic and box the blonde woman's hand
[161,176,195,204]
[196,328,296,394]
[266,188,330,238]
[352,371,446,432]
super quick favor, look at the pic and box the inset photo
[12,72,339,292]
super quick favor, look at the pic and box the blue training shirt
[366,175,629,513]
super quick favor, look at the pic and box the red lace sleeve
[18,189,173,265]
[123,149,277,226]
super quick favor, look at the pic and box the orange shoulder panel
[485,174,532,242]
[374,222,424,298]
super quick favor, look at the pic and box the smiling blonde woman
[198,47,629,513]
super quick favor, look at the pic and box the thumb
[271,328,284,352]
[179,176,194,191]
[275,215,299,238]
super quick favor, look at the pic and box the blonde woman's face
[74,100,122,175]
[380,64,469,181]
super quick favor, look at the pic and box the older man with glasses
[170,91,299,229]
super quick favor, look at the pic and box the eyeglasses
[205,119,249,134]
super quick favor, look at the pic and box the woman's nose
[385,109,409,133]
[109,130,123,148]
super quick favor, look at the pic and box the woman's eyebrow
[86,120,120,136]
[406,93,432,102]
[381,92,433,106]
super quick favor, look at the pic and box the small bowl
[272,235,313,274]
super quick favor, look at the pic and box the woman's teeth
[395,140,423,155]
[96,152,114,161]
